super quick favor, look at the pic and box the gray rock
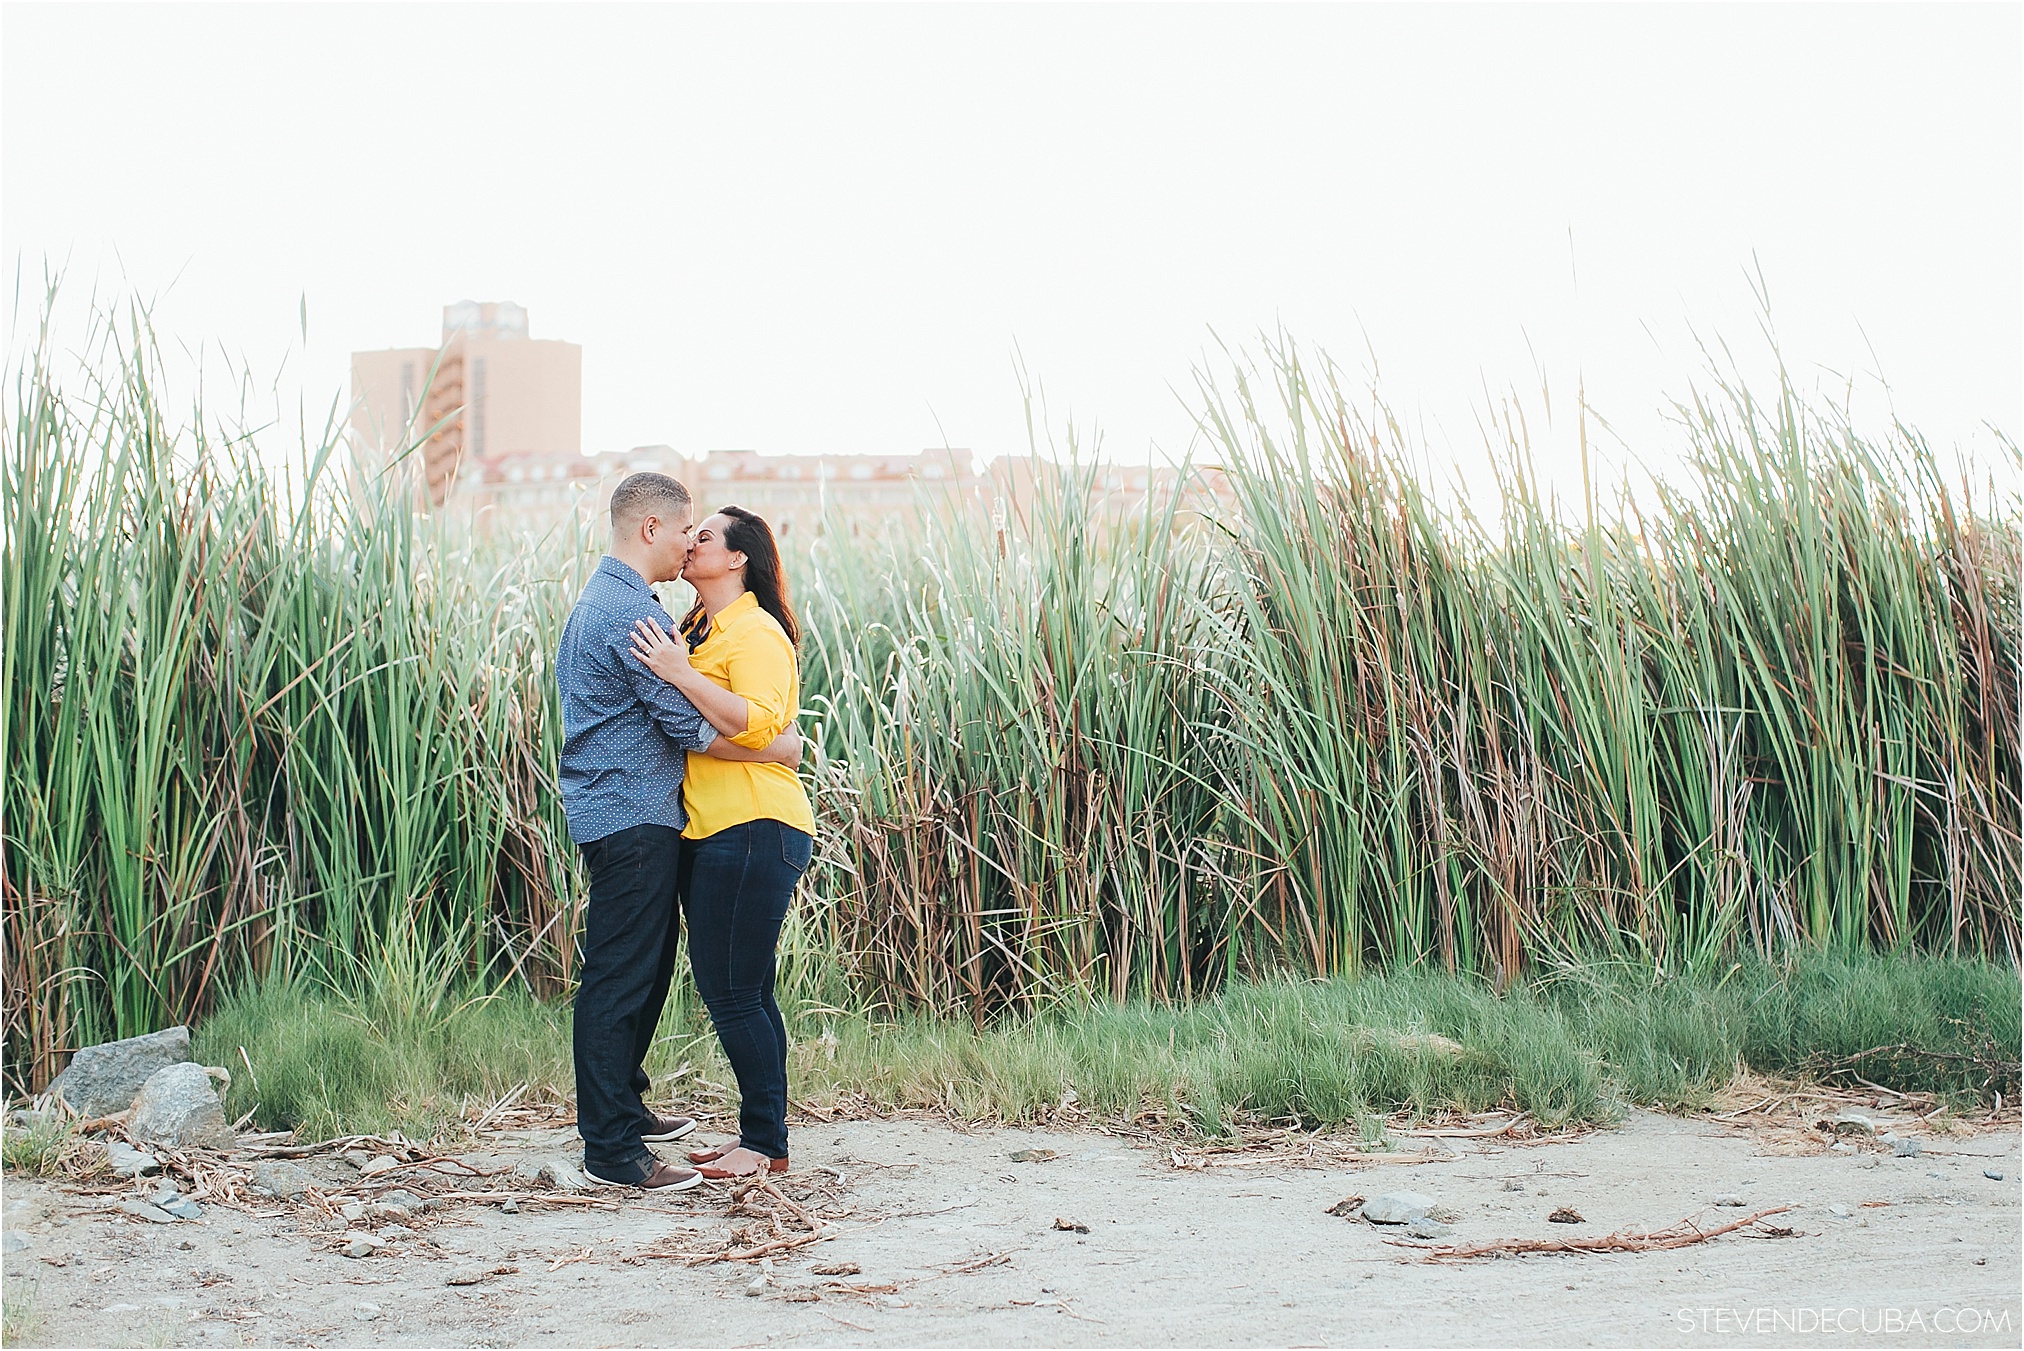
[353,1303,382,1322]
[377,1224,417,1241]
[1403,1217,1454,1239]
[250,1161,316,1199]
[368,1202,412,1221]
[118,1199,178,1224]
[1826,1203,1852,1219]
[163,1200,204,1221]
[46,1026,192,1117]
[1892,1138,1922,1158]
[127,1063,232,1151]
[340,1202,367,1222]
[1712,1193,1745,1207]
[1360,1191,1436,1224]
[514,1158,590,1192]
[341,1149,370,1170]
[1985,1170,2005,1182]
[382,1189,425,1210]
[146,1182,181,1207]
[342,1232,386,1259]
[3,1231,33,1254]
[104,1142,161,1178]
[500,1199,520,1215]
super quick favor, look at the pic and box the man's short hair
[609,472,692,534]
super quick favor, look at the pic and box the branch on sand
[1398,1206,1794,1262]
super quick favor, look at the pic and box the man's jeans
[574,822,685,1182]
[679,818,814,1161]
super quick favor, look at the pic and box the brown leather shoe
[642,1113,697,1143]
[694,1149,789,1180]
[586,1159,703,1191]
[686,1137,743,1164]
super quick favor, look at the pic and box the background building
[350,301,581,505]
[350,303,1227,545]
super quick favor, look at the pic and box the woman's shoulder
[724,599,795,655]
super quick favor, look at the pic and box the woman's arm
[704,727,803,769]
[629,618,751,737]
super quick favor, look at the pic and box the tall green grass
[2,295,2017,1097]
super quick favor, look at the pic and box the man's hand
[629,617,695,688]
[701,727,803,768]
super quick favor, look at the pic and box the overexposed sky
[4,3,2019,495]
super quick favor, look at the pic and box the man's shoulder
[571,571,668,631]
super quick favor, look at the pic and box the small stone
[1360,1191,1436,1225]
[163,1200,204,1221]
[368,1202,412,1221]
[1985,1170,2005,1182]
[354,1302,382,1321]
[537,1160,590,1192]
[1830,1142,1853,1153]
[377,1224,416,1241]
[341,1149,370,1170]
[127,1062,233,1152]
[47,1026,193,1117]
[1426,1205,1460,1223]
[147,1182,181,1208]
[1712,1194,1746,1207]
[500,1199,520,1215]
[3,1231,33,1254]
[118,1199,177,1224]
[342,1232,386,1259]
[250,1161,316,1199]
[340,1202,367,1222]
[105,1142,161,1178]
[1403,1217,1453,1239]
[1892,1138,1922,1158]
[1826,1204,1852,1219]
[358,1155,398,1178]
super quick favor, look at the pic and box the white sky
[4,2,2019,501]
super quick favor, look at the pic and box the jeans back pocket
[780,825,814,874]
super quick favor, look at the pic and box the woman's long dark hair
[686,504,800,647]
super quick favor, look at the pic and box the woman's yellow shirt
[680,591,816,840]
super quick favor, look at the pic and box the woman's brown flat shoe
[695,1153,789,1179]
[686,1139,743,1165]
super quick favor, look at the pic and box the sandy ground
[3,1108,2018,1349]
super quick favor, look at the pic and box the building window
[471,358,488,458]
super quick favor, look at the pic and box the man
[556,471,800,1189]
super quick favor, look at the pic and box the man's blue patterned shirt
[556,556,717,844]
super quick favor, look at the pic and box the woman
[628,505,814,1179]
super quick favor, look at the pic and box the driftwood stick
[1403,1206,1793,1261]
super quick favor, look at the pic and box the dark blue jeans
[573,823,686,1182]
[679,818,814,1161]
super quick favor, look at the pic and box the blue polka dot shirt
[556,556,717,844]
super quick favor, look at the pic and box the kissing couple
[554,472,814,1189]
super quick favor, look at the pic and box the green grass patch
[184,950,2018,1145]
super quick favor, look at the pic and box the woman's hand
[630,617,696,688]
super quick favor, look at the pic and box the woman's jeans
[679,818,813,1160]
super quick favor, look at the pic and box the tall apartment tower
[350,302,582,505]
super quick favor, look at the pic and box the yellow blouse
[680,591,815,840]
